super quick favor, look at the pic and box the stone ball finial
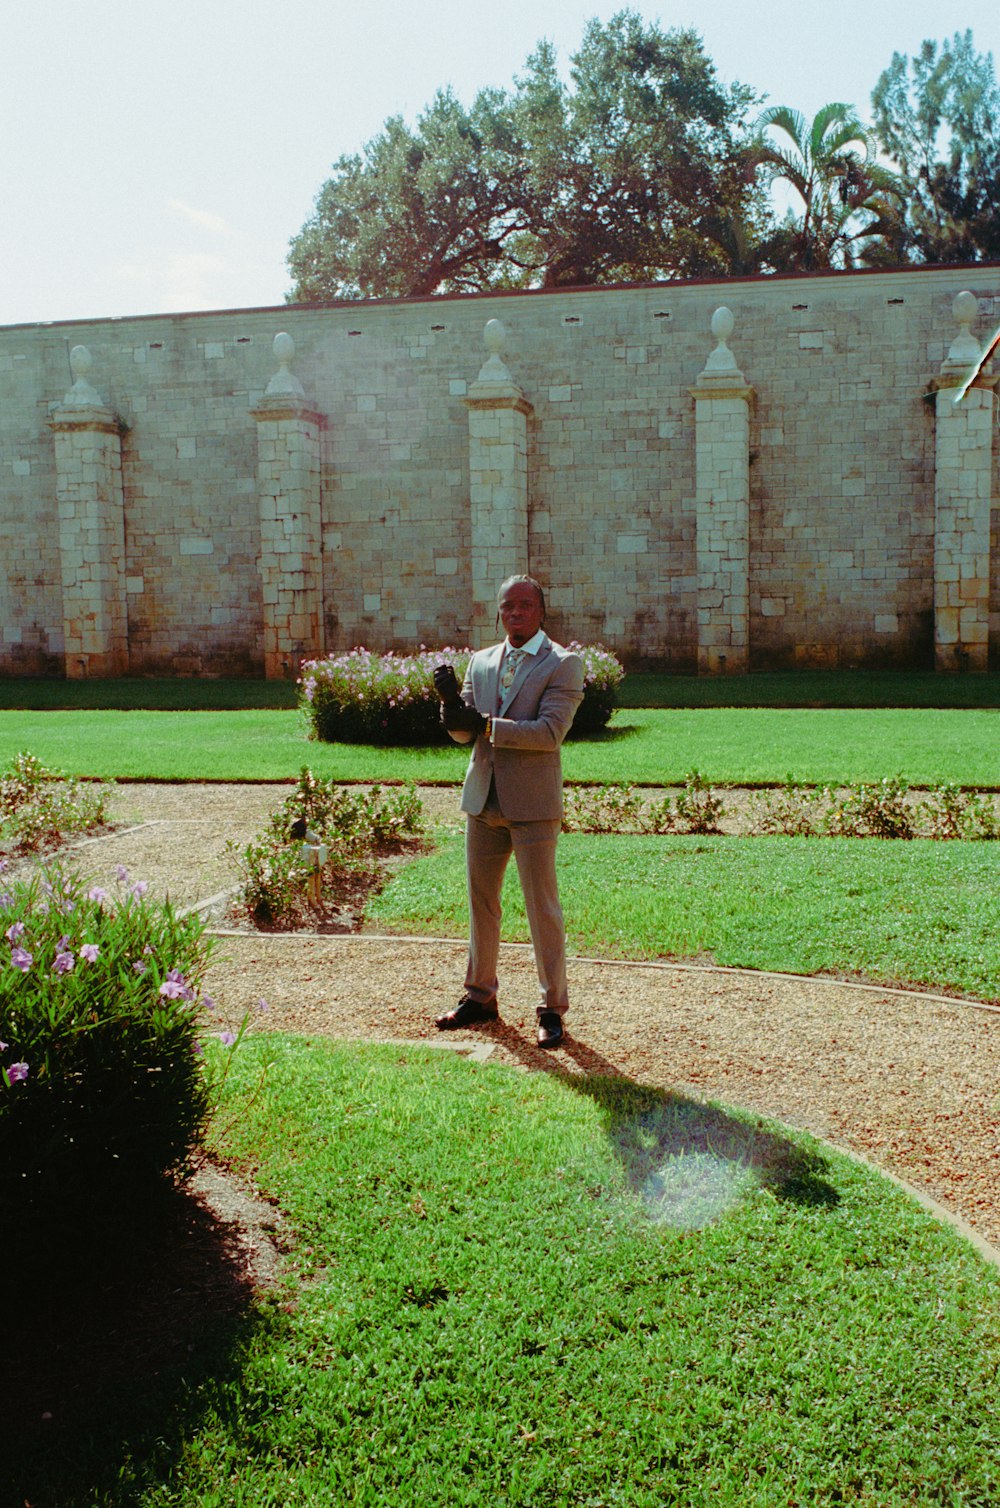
[699,306,741,379]
[62,344,105,408]
[474,317,514,385]
[264,330,305,397]
[711,307,735,344]
[273,331,295,364]
[943,290,981,372]
[484,319,506,356]
[953,290,977,330]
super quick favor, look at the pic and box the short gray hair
[497,574,546,614]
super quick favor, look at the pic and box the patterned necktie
[499,647,526,701]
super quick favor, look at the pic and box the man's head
[497,575,545,647]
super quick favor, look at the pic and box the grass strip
[19,1038,996,1506]
[368,831,1000,1003]
[3,670,1000,711]
[618,669,1000,708]
[0,676,300,710]
[1,707,999,786]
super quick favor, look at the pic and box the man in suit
[432,575,584,1049]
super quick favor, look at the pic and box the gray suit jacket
[449,635,584,819]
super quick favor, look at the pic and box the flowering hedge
[299,642,624,745]
[1,864,219,1252]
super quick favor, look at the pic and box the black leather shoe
[537,1011,565,1049]
[436,995,499,1030]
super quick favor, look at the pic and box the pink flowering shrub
[300,647,470,745]
[299,642,624,744]
[1,864,216,1246]
[564,642,626,734]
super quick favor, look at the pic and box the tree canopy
[286,16,999,302]
[286,12,767,300]
[871,31,1000,263]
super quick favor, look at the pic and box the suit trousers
[463,798,569,1018]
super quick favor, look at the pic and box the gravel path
[47,782,1000,1257]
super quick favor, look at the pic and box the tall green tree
[872,30,1000,263]
[286,88,531,299]
[752,102,904,270]
[286,11,768,300]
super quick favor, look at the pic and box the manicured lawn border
[368,830,1000,1005]
[2,707,998,786]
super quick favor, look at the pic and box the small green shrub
[229,769,425,927]
[229,835,314,927]
[563,772,726,835]
[746,778,827,837]
[566,775,1000,842]
[1,865,217,1253]
[824,776,914,839]
[919,783,999,840]
[0,750,112,853]
[564,783,646,833]
[670,769,726,834]
[299,643,624,745]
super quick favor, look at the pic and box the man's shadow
[483,1019,840,1220]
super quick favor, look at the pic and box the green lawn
[368,831,1000,1004]
[15,1039,998,1507]
[6,682,1000,1506]
[2,706,998,786]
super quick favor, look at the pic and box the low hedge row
[299,643,624,745]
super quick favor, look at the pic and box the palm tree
[753,102,904,269]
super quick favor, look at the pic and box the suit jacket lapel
[483,643,503,714]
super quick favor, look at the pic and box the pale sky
[3,0,997,328]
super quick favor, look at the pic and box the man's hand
[442,701,487,736]
[432,664,462,705]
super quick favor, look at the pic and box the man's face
[498,582,544,647]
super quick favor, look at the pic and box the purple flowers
[80,943,100,963]
[299,646,473,746]
[159,968,195,1003]
[217,1030,237,1047]
[53,948,75,975]
[5,1061,29,1084]
[6,921,25,944]
[10,946,32,973]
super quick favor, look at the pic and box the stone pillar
[690,308,754,674]
[463,319,533,641]
[251,333,325,679]
[932,291,997,672]
[48,346,128,678]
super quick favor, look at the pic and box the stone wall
[0,262,998,676]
